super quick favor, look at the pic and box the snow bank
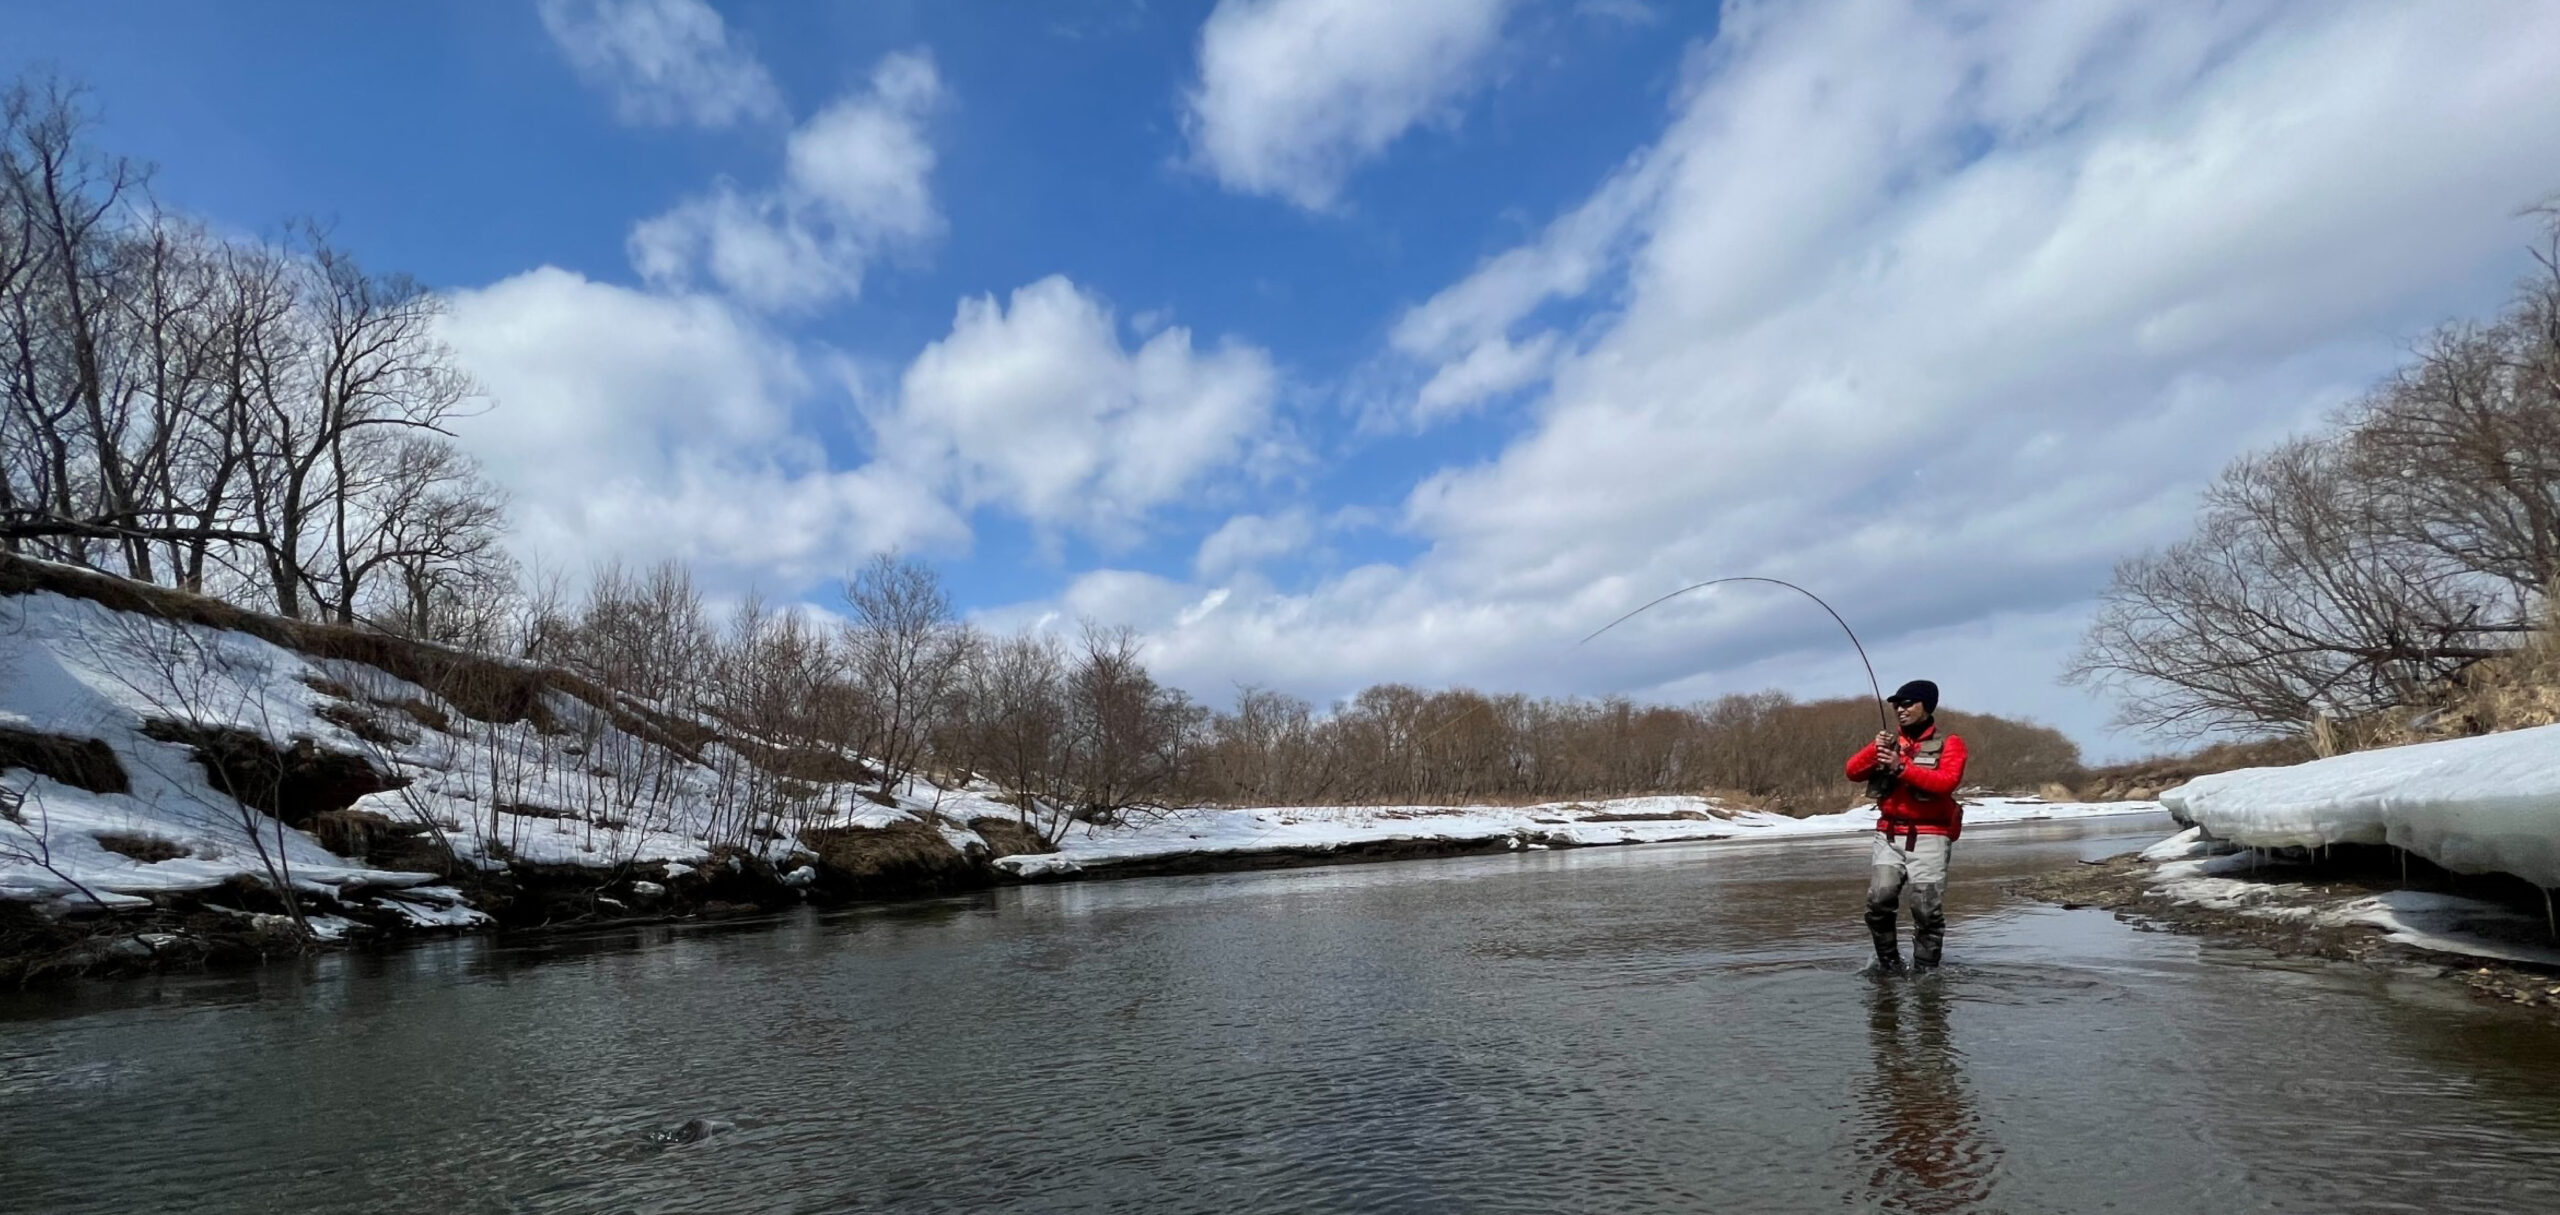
[998,795,2159,877]
[2,591,451,908]
[2159,724,2560,888]
[1,586,990,916]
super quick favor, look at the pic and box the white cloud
[630,50,944,311]
[1195,509,1316,579]
[1184,0,1518,210]
[438,267,965,586]
[883,276,1281,546]
[1411,332,1560,423]
[538,0,783,128]
[1009,0,2560,757]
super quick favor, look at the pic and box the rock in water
[651,1117,735,1146]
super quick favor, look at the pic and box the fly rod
[1413,576,1896,751]
[1578,576,1894,738]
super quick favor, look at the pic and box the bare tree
[841,552,967,791]
[236,230,479,621]
[344,434,511,641]
[2072,209,2560,738]
[1,75,502,633]
[2,74,153,575]
[2069,436,2524,736]
[1060,622,1200,822]
[952,630,1073,838]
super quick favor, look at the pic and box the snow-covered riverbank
[2020,727,2560,1009]
[2160,722,2560,888]
[1000,795,2162,879]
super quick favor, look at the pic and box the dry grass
[1693,787,1771,813]
[313,700,417,747]
[964,816,1055,858]
[798,818,967,883]
[136,719,403,829]
[727,736,881,786]
[93,832,189,863]
[2075,736,2314,800]
[0,725,129,794]
[2311,609,2560,755]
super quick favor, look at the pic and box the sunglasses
[1887,698,1922,707]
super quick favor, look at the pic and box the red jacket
[1846,722,1968,840]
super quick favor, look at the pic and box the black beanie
[1889,679,1939,714]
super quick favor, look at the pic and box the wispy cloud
[538,0,783,128]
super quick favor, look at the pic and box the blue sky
[15,0,2560,759]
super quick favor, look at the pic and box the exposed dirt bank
[0,815,1694,985]
[0,826,1013,987]
[2016,849,2560,1014]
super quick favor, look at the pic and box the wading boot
[1909,882,1946,970]
[1866,907,1903,972]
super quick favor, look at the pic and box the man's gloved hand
[1871,730,1903,774]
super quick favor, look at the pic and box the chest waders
[1865,734,1949,971]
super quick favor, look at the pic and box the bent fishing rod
[1576,575,1895,738]
[1414,576,1895,749]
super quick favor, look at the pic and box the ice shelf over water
[2160,723,2560,889]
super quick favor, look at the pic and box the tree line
[4,70,2087,841]
[2071,203,2560,749]
[509,556,2087,840]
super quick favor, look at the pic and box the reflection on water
[1854,975,2000,1214]
[6,815,2560,1214]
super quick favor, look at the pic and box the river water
[6,815,2560,1214]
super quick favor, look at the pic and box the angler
[1581,578,1977,971]
[1847,679,1969,971]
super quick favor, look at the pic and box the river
[6,814,2560,1214]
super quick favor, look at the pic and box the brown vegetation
[92,832,187,863]
[2068,737,2314,802]
[797,819,978,895]
[965,816,1055,859]
[1173,685,2086,813]
[0,724,128,793]
[137,718,403,830]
